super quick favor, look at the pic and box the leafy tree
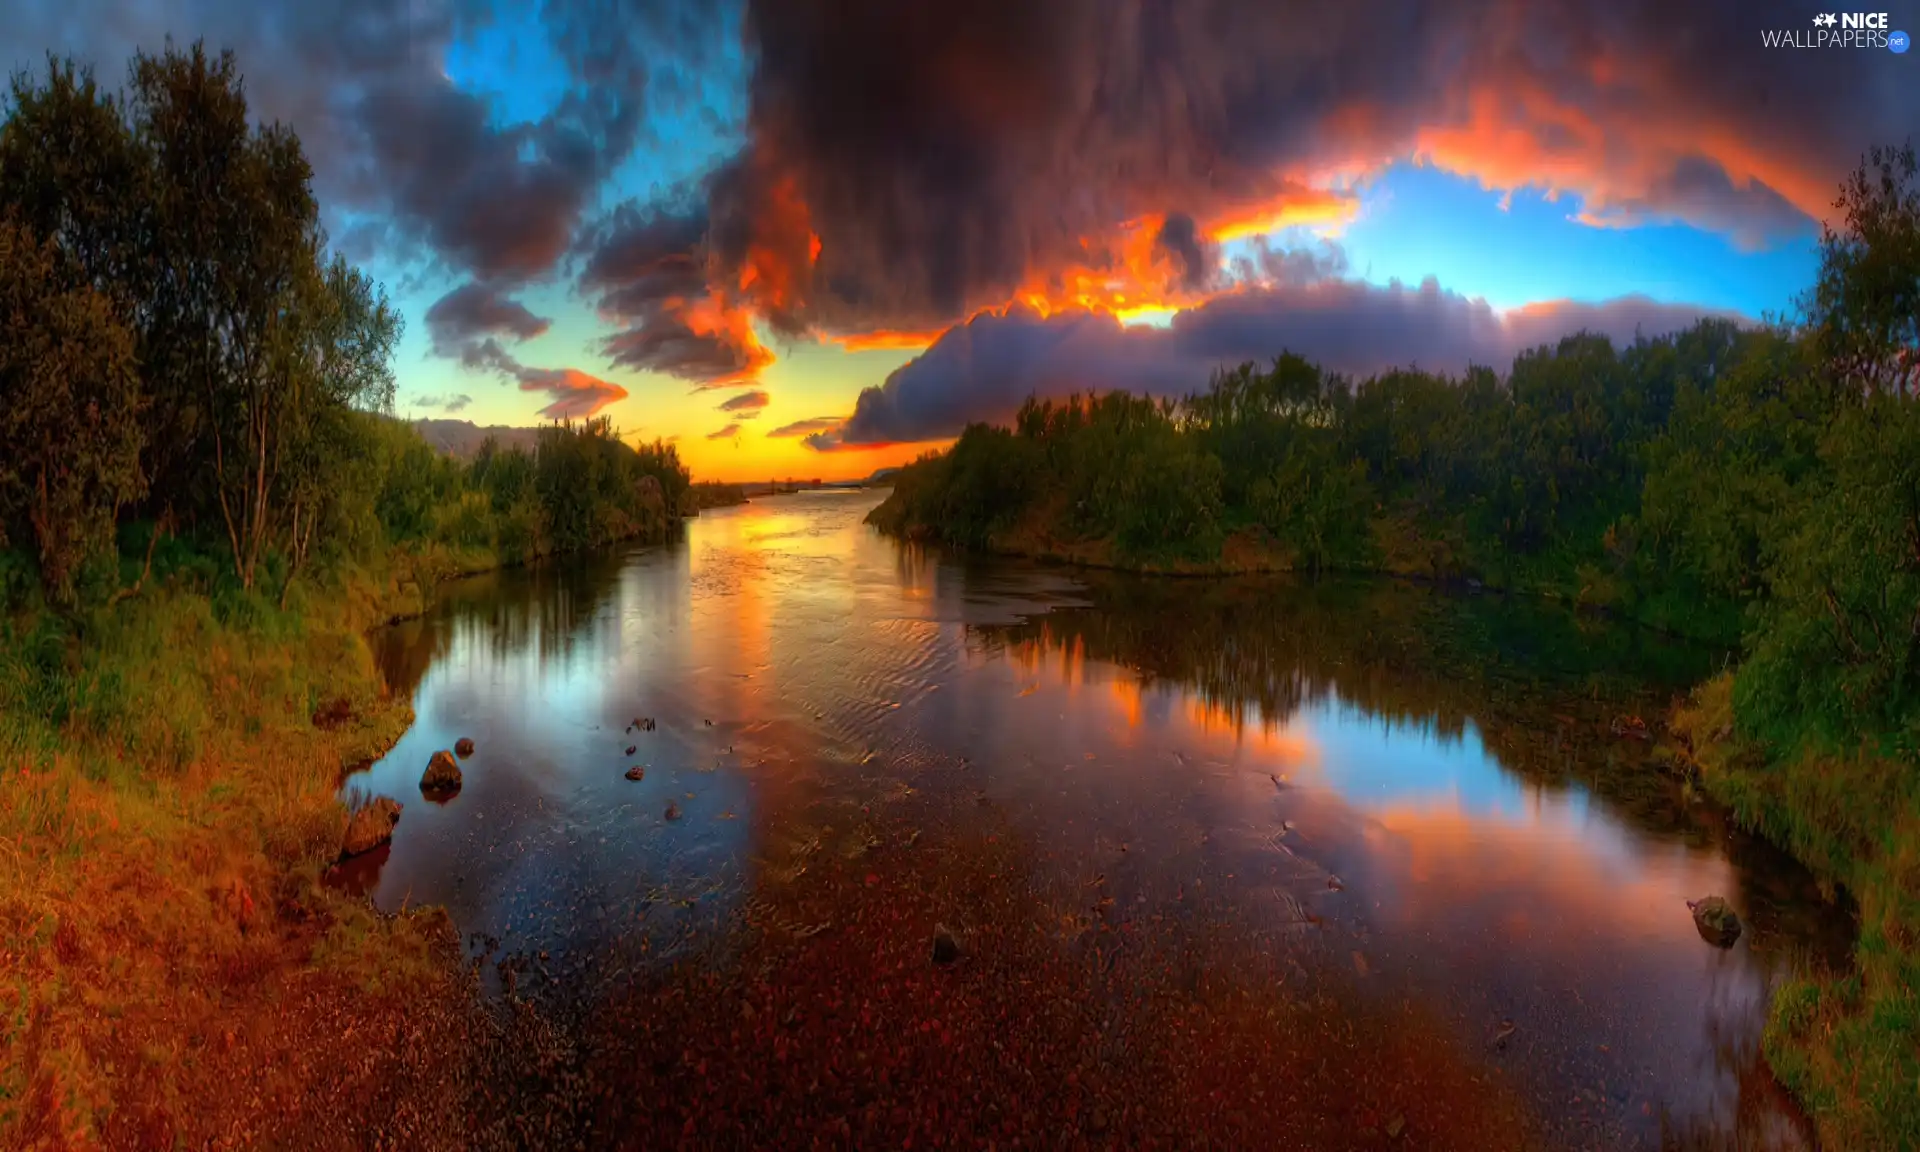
[130,44,327,589]
[0,57,150,311]
[1808,142,1920,398]
[0,223,144,601]
[277,256,402,604]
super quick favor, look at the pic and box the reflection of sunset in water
[345,492,1850,1150]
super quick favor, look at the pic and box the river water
[338,491,1853,1150]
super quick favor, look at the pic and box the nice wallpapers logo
[1761,10,1909,48]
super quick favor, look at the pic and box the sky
[2,0,1912,482]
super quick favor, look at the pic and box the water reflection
[342,492,1850,1149]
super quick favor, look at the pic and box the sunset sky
[3,0,1912,482]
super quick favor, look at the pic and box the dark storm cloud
[10,0,1911,403]
[425,282,553,361]
[576,202,772,385]
[825,275,1747,448]
[1154,214,1219,292]
[349,74,638,284]
[653,0,1910,355]
[0,0,736,289]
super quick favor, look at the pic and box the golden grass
[0,564,469,1148]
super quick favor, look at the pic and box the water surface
[341,491,1851,1149]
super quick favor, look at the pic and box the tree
[132,44,325,589]
[0,56,150,311]
[1808,142,1920,398]
[0,222,144,601]
[278,256,402,605]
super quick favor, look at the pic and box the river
[337,490,1853,1150]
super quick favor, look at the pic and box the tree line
[873,143,1920,747]
[0,45,690,611]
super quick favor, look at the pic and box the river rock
[421,749,463,794]
[665,802,682,820]
[625,765,646,781]
[342,797,403,857]
[454,737,475,757]
[1688,896,1742,946]
[932,927,961,965]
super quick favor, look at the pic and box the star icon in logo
[1813,12,1837,26]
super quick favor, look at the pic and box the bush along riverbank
[0,45,695,1147]
[869,143,1920,1148]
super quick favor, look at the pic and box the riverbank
[868,497,1738,644]
[0,523,685,1148]
[1669,678,1920,1149]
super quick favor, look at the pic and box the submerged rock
[342,797,403,857]
[1688,896,1742,947]
[421,749,463,794]
[932,927,961,966]
[454,736,475,757]
[664,802,682,821]
[626,745,637,756]
[625,765,647,781]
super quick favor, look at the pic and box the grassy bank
[0,498,698,1147]
[1670,679,1920,1148]
[1,552,430,1146]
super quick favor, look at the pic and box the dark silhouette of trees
[0,44,693,609]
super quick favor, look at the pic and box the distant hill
[411,419,542,458]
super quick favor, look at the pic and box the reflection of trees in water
[966,574,1779,848]
[968,574,1710,782]
[1657,949,1817,1151]
[373,551,633,699]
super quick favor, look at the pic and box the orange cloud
[515,367,629,420]
[736,173,819,317]
[1206,187,1360,243]
[1397,61,1830,248]
[829,329,949,354]
[674,292,775,387]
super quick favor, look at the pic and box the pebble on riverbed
[454,737,475,757]
[664,802,682,820]
[625,765,646,781]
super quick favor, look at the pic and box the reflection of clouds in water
[1294,696,1509,814]
[962,606,1834,1147]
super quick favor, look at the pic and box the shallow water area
[340,490,1853,1149]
